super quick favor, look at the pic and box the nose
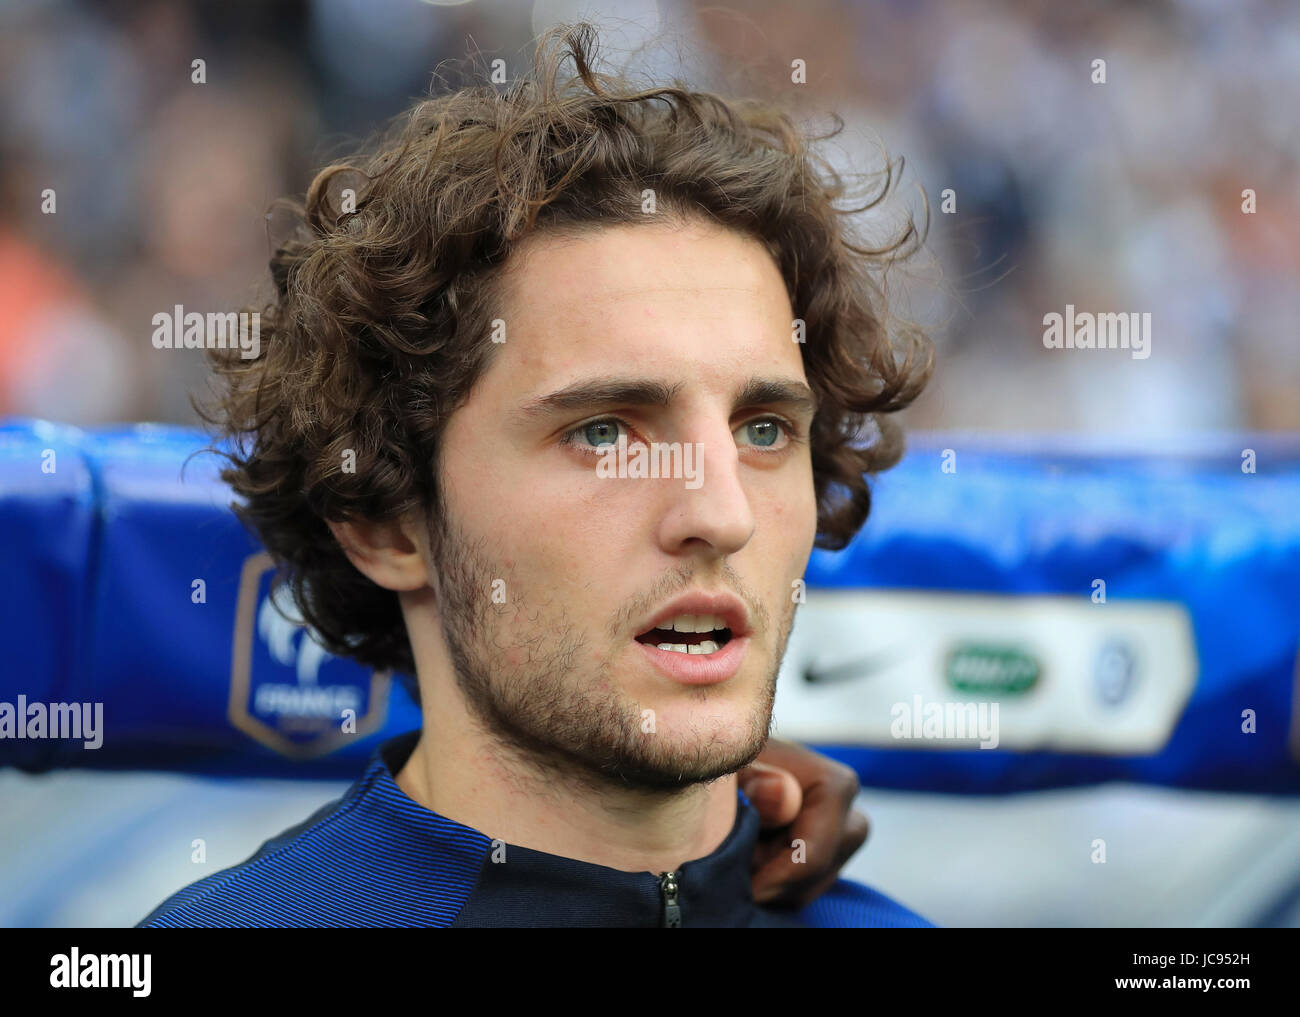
[655,419,755,558]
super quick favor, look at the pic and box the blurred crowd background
[1,0,1296,435]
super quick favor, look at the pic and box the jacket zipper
[659,871,681,927]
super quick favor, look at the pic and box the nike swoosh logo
[801,649,899,685]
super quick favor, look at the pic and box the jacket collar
[364,729,800,927]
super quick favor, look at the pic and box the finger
[752,805,869,908]
[751,742,864,850]
[772,786,844,886]
[738,762,801,828]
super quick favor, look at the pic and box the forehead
[486,220,801,396]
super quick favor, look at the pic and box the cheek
[766,476,818,559]
[481,486,632,630]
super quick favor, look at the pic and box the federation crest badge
[228,551,391,758]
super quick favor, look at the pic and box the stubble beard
[429,508,798,795]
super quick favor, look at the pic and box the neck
[394,671,739,874]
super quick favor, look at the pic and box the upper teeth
[657,641,721,655]
[659,614,727,633]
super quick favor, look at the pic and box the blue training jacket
[137,730,934,928]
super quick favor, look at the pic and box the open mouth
[635,617,735,655]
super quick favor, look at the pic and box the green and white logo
[945,643,1041,695]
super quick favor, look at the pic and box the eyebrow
[513,376,819,423]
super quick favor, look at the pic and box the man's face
[429,219,818,792]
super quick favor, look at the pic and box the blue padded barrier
[2,420,1298,793]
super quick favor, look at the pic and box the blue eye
[741,420,780,447]
[562,418,627,449]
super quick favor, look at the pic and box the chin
[615,737,763,790]
[646,700,770,766]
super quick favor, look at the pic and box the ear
[327,512,430,592]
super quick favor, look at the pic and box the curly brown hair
[199,22,933,697]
